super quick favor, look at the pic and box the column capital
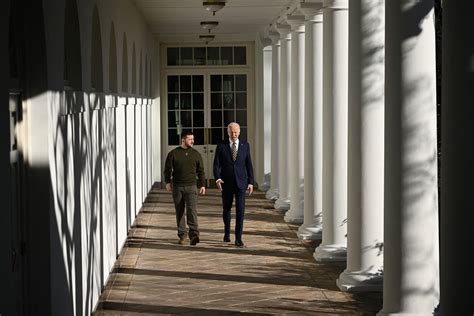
[268,30,281,45]
[259,32,272,47]
[299,2,323,21]
[323,0,348,10]
[286,15,305,32]
[276,23,291,39]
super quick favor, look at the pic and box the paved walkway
[94,188,382,315]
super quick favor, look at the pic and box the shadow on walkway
[94,188,382,315]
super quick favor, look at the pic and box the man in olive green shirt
[164,131,206,245]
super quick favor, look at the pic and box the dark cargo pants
[172,185,199,239]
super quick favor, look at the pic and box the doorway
[165,71,250,184]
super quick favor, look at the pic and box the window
[166,46,247,66]
[167,75,206,145]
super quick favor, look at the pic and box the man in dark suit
[213,122,254,247]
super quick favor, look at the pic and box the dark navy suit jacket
[213,139,254,191]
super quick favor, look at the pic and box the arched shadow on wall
[91,6,103,92]
[121,33,128,93]
[64,0,82,90]
[139,50,143,96]
[145,55,148,97]
[109,22,117,93]
[148,59,152,97]
[132,42,136,94]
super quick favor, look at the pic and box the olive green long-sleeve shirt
[163,146,206,187]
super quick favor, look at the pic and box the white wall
[26,0,159,315]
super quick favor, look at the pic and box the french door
[165,71,249,184]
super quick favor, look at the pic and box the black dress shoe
[223,236,231,243]
[235,240,245,248]
[190,236,200,246]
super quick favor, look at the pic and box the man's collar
[229,138,239,145]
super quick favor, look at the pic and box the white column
[378,1,439,314]
[261,44,272,192]
[441,2,474,315]
[337,0,384,292]
[314,0,348,262]
[266,32,281,201]
[297,2,324,240]
[285,15,305,224]
[274,23,292,211]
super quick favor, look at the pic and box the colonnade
[263,0,442,313]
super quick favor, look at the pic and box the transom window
[167,46,247,66]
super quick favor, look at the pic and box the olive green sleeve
[163,151,174,184]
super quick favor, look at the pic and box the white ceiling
[133,0,295,43]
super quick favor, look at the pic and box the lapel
[225,140,233,161]
[236,141,244,162]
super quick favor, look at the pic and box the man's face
[228,125,240,142]
[182,135,194,148]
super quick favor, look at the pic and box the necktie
[231,142,237,161]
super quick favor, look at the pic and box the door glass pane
[235,92,246,109]
[234,47,246,65]
[223,110,234,125]
[211,93,222,109]
[240,127,247,141]
[223,93,234,109]
[168,111,177,127]
[221,47,233,65]
[180,93,191,109]
[211,110,222,127]
[180,76,191,92]
[168,76,179,92]
[192,75,203,92]
[207,47,220,65]
[181,111,192,127]
[168,128,179,145]
[193,93,204,110]
[193,128,204,145]
[236,110,247,126]
[167,48,179,66]
[235,75,246,91]
[211,75,222,91]
[222,75,234,91]
[193,110,204,127]
[194,47,206,65]
[211,128,222,144]
[180,47,193,65]
[168,93,179,110]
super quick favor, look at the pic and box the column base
[261,181,271,192]
[297,223,322,240]
[377,310,436,316]
[261,173,271,191]
[265,188,279,201]
[284,209,304,224]
[336,270,383,292]
[314,244,347,262]
[274,197,290,211]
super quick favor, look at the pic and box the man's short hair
[181,130,194,139]
[227,122,240,130]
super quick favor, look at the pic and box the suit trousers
[222,183,246,242]
[172,185,199,239]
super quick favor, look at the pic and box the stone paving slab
[94,188,382,315]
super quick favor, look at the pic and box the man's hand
[199,186,206,195]
[247,184,254,195]
[165,183,172,192]
[216,179,224,191]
